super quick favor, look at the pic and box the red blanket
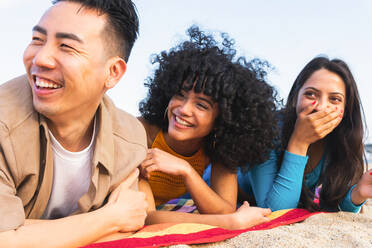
[84,208,319,248]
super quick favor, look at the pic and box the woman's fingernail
[369,172,372,175]
[339,114,343,118]
[341,109,343,113]
[312,100,316,105]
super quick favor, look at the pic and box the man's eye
[31,36,43,43]
[60,43,73,49]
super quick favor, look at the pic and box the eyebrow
[304,87,345,98]
[32,25,84,44]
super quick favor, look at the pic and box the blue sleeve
[240,150,308,211]
[238,150,278,207]
[338,184,365,212]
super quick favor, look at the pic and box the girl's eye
[175,92,185,98]
[304,91,316,98]
[197,103,208,110]
[330,97,342,103]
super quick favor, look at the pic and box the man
[0,0,148,246]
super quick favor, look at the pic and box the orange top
[148,131,209,206]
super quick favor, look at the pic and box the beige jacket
[0,75,147,231]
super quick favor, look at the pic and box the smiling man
[0,0,148,247]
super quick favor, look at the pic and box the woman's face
[296,69,346,117]
[167,90,219,142]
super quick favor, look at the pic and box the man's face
[23,1,111,121]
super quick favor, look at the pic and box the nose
[314,97,329,112]
[32,44,56,69]
[178,100,193,116]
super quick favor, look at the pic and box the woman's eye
[304,91,316,98]
[330,97,342,103]
[175,92,185,98]
[197,103,208,110]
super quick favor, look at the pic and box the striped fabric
[85,199,320,248]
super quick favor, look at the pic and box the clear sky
[1,0,371,142]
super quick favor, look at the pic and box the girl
[238,57,372,212]
[138,26,278,229]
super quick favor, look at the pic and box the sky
[0,0,371,142]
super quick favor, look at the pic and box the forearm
[340,184,366,212]
[0,206,119,248]
[263,151,307,211]
[287,134,310,156]
[145,210,236,229]
[183,167,236,214]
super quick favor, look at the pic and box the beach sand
[170,199,371,248]
[170,164,372,248]
[172,163,372,248]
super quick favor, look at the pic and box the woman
[138,26,278,229]
[238,56,372,212]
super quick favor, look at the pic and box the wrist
[350,184,367,206]
[99,204,122,233]
[287,135,310,156]
[180,162,193,179]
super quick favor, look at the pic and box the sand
[170,164,372,248]
[170,199,371,248]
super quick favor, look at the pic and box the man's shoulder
[0,75,35,131]
[102,95,146,148]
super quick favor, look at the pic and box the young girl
[138,26,278,229]
[238,57,372,212]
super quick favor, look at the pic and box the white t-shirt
[42,121,97,219]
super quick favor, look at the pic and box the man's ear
[105,56,127,89]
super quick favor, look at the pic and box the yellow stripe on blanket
[130,209,293,239]
[267,209,293,220]
[130,223,216,238]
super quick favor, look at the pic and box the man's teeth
[175,116,192,127]
[35,78,61,89]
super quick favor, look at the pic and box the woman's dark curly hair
[139,25,279,171]
[278,56,367,211]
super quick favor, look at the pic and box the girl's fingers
[262,216,271,223]
[299,101,318,118]
[317,108,341,126]
[262,208,272,216]
[143,165,158,178]
[318,116,342,138]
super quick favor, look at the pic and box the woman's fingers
[316,113,342,139]
[316,107,341,126]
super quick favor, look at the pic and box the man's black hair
[52,0,139,62]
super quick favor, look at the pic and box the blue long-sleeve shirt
[238,150,364,212]
[203,150,364,212]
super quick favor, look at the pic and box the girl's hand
[140,148,192,178]
[351,168,372,205]
[288,101,342,155]
[229,201,271,230]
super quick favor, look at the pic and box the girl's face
[296,69,346,116]
[167,90,219,142]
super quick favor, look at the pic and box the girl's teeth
[175,116,192,126]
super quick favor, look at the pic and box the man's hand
[107,169,148,232]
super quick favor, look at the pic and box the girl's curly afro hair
[139,25,279,171]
